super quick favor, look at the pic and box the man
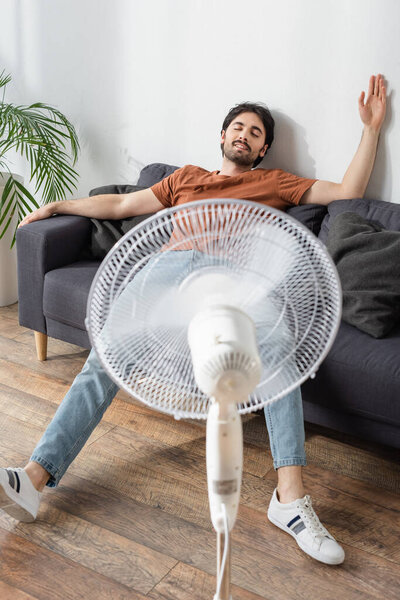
[0,74,386,565]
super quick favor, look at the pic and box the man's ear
[259,144,268,157]
[220,130,226,144]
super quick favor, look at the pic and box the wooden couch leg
[34,331,48,361]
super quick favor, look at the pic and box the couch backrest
[319,198,400,243]
[137,162,180,187]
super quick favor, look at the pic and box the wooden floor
[0,303,400,600]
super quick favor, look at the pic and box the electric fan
[86,198,341,600]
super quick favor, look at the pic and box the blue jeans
[31,251,306,487]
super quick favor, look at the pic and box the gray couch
[16,163,400,449]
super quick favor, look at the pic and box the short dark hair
[221,101,275,167]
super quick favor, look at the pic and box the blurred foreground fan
[87,199,341,600]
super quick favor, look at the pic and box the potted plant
[0,70,80,306]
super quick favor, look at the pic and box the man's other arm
[18,188,164,227]
[300,74,387,206]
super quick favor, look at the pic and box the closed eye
[233,125,261,137]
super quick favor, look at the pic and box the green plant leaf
[0,176,41,246]
[0,211,15,240]
[0,70,12,89]
[12,178,40,209]
[0,186,16,230]
[0,174,14,211]
[0,83,80,238]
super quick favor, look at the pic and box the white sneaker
[268,488,345,565]
[0,468,41,522]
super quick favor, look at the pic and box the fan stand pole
[216,532,232,600]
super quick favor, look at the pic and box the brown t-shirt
[151,165,317,251]
[151,164,316,210]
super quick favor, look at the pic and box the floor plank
[0,528,148,600]
[0,505,177,595]
[0,579,39,600]
[148,561,267,600]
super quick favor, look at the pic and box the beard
[222,141,257,167]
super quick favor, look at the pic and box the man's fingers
[374,75,380,95]
[18,215,33,227]
[365,74,386,102]
[358,91,365,107]
[367,75,375,99]
[378,75,386,100]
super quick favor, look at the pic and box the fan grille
[87,199,341,419]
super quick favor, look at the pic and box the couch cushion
[85,184,154,260]
[326,212,400,338]
[319,197,400,244]
[43,261,101,330]
[286,204,327,235]
[137,162,180,187]
[89,184,145,196]
[88,212,156,260]
[302,319,400,426]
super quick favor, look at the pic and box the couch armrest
[16,215,92,333]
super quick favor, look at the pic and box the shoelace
[296,495,329,538]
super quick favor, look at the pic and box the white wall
[1,0,399,203]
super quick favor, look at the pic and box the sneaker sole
[0,485,36,523]
[267,511,344,566]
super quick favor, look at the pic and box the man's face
[221,111,268,167]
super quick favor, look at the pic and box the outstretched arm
[300,74,387,205]
[18,187,164,226]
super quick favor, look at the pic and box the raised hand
[358,74,387,133]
